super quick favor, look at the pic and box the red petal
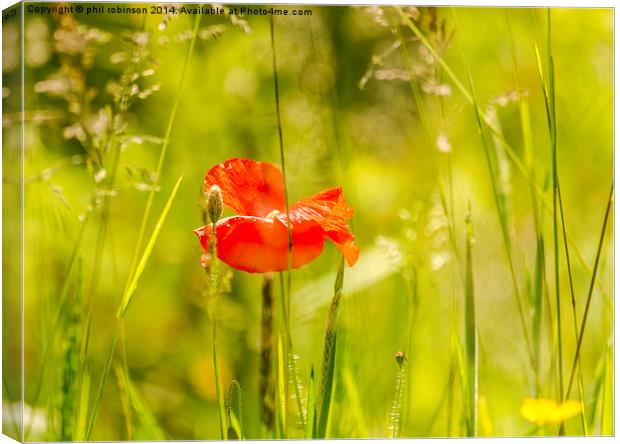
[204,158,285,217]
[194,216,325,273]
[285,186,360,266]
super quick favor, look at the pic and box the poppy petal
[204,158,286,217]
[286,186,360,266]
[194,215,325,273]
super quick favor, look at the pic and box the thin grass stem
[389,356,407,438]
[464,206,477,437]
[450,7,538,389]
[564,184,613,401]
[85,175,184,439]
[542,9,565,406]
[557,186,588,434]
[270,15,306,435]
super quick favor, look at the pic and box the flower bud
[395,351,406,366]
[206,184,223,224]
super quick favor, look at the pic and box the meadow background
[2,3,613,440]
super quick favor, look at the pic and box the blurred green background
[2,4,613,440]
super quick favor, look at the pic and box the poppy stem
[210,220,227,440]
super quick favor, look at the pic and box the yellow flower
[521,398,582,426]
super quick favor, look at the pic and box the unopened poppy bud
[206,185,223,223]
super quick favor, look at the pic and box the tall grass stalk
[270,15,308,435]
[305,367,317,438]
[269,16,291,435]
[394,18,460,435]
[451,327,469,435]
[450,7,537,386]
[564,184,613,401]
[317,256,345,438]
[114,365,134,440]
[535,11,587,432]
[539,9,565,405]
[81,144,122,374]
[557,187,588,433]
[85,175,184,439]
[389,354,407,438]
[503,11,547,396]
[464,207,477,436]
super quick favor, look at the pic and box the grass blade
[123,371,167,440]
[73,370,90,442]
[226,380,245,440]
[317,256,345,438]
[118,174,184,317]
[86,174,184,439]
[450,6,537,386]
[564,184,613,401]
[464,206,477,436]
[114,365,134,440]
[305,367,317,439]
[557,186,588,433]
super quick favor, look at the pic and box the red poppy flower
[194,158,359,273]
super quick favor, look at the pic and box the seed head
[206,184,223,224]
[395,351,406,366]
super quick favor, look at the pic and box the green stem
[464,207,477,436]
[390,362,406,438]
[451,7,538,391]
[85,318,121,440]
[564,184,613,401]
[557,186,588,434]
[545,9,564,404]
[210,220,227,440]
[270,15,294,436]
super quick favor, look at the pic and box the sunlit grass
[3,5,612,441]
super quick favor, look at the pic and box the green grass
[7,6,612,441]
